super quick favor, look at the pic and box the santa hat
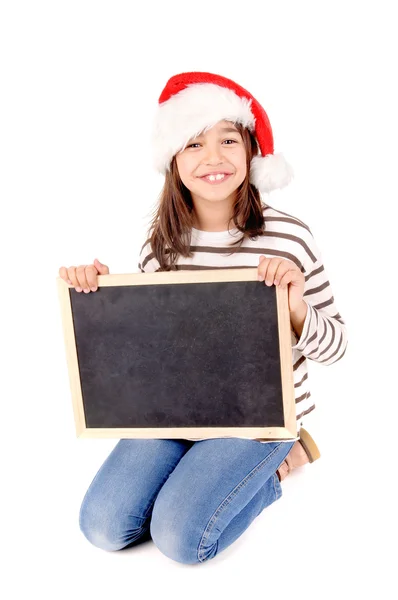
[151,71,294,194]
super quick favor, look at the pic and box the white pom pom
[249,152,294,193]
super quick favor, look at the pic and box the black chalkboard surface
[56,269,296,440]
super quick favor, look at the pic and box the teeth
[206,173,226,181]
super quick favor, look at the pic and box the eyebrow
[220,127,240,134]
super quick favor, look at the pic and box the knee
[79,495,148,552]
[150,497,206,565]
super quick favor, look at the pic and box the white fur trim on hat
[249,153,294,194]
[152,83,256,175]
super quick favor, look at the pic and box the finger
[75,265,88,292]
[85,265,99,291]
[94,258,109,274]
[67,266,80,290]
[264,258,285,286]
[273,262,291,285]
[59,266,72,285]
[278,270,296,289]
[75,265,90,293]
[257,255,270,280]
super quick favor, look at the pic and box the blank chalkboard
[56,268,297,440]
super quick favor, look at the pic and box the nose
[203,143,224,164]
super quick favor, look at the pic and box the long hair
[145,122,268,271]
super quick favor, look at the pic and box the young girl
[60,71,348,564]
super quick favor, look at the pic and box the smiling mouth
[200,173,232,184]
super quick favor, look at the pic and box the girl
[59,72,348,564]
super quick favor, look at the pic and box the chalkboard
[56,268,297,440]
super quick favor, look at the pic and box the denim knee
[150,517,202,564]
[79,497,149,552]
[150,498,207,565]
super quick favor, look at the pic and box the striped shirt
[137,204,348,443]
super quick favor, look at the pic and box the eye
[186,139,238,149]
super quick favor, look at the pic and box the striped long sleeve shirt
[137,204,348,442]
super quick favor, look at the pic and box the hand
[58,258,109,293]
[257,255,305,313]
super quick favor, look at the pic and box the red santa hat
[151,71,294,194]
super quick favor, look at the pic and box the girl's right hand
[58,258,110,293]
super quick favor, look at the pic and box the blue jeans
[79,437,295,564]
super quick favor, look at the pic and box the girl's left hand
[257,255,305,313]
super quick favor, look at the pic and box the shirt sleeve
[291,232,348,366]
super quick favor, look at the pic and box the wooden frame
[56,268,296,440]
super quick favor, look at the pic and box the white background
[1,1,396,598]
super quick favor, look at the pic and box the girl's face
[175,119,247,206]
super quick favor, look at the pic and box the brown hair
[145,122,268,271]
